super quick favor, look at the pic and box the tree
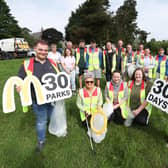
[113,0,137,44]
[21,27,36,47]
[134,29,149,45]
[42,28,63,45]
[65,0,150,46]
[65,0,112,44]
[147,39,168,55]
[0,0,22,38]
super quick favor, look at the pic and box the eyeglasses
[85,81,94,84]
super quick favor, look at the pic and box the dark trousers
[134,109,149,125]
[105,72,112,82]
[82,115,91,129]
[109,108,125,124]
[109,108,149,125]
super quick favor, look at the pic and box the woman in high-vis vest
[125,68,152,127]
[76,72,103,125]
[136,48,155,80]
[104,70,128,124]
[153,48,168,81]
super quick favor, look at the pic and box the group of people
[16,38,168,152]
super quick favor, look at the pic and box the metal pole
[85,116,94,151]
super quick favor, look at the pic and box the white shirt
[48,51,61,63]
[61,56,75,70]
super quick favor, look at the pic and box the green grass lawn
[1,59,168,168]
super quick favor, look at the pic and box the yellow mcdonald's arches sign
[2,72,72,113]
[2,75,45,113]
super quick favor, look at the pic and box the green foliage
[114,0,137,43]
[65,0,149,46]
[1,59,168,167]
[65,0,111,44]
[42,28,63,45]
[146,39,168,55]
[0,0,22,39]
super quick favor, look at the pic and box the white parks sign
[3,72,72,113]
[41,72,72,103]
[147,79,168,113]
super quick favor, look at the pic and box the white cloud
[137,0,168,40]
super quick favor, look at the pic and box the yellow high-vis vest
[103,50,116,73]
[115,47,126,57]
[78,87,101,121]
[88,48,100,71]
[128,80,152,116]
[136,50,145,60]
[107,81,128,119]
[153,55,166,80]
[139,55,154,78]
[123,51,135,72]
[75,48,87,65]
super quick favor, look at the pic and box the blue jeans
[32,102,53,142]
[70,70,76,91]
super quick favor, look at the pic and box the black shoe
[36,141,45,152]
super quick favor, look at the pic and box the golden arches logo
[3,76,45,113]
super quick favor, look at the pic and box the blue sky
[5,0,168,41]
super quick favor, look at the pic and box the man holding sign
[16,40,60,152]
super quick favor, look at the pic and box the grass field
[1,59,168,168]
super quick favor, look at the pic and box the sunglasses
[85,81,94,84]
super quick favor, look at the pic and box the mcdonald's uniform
[107,81,128,119]
[22,57,59,112]
[75,47,87,66]
[153,55,167,80]
[138,55,154,79]
[88,48,101,71]
[128,80,152,117]
[122,51,135,73]
[103,50,116,73]
[77,87,103,121]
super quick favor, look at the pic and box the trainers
[36,141,45,152]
